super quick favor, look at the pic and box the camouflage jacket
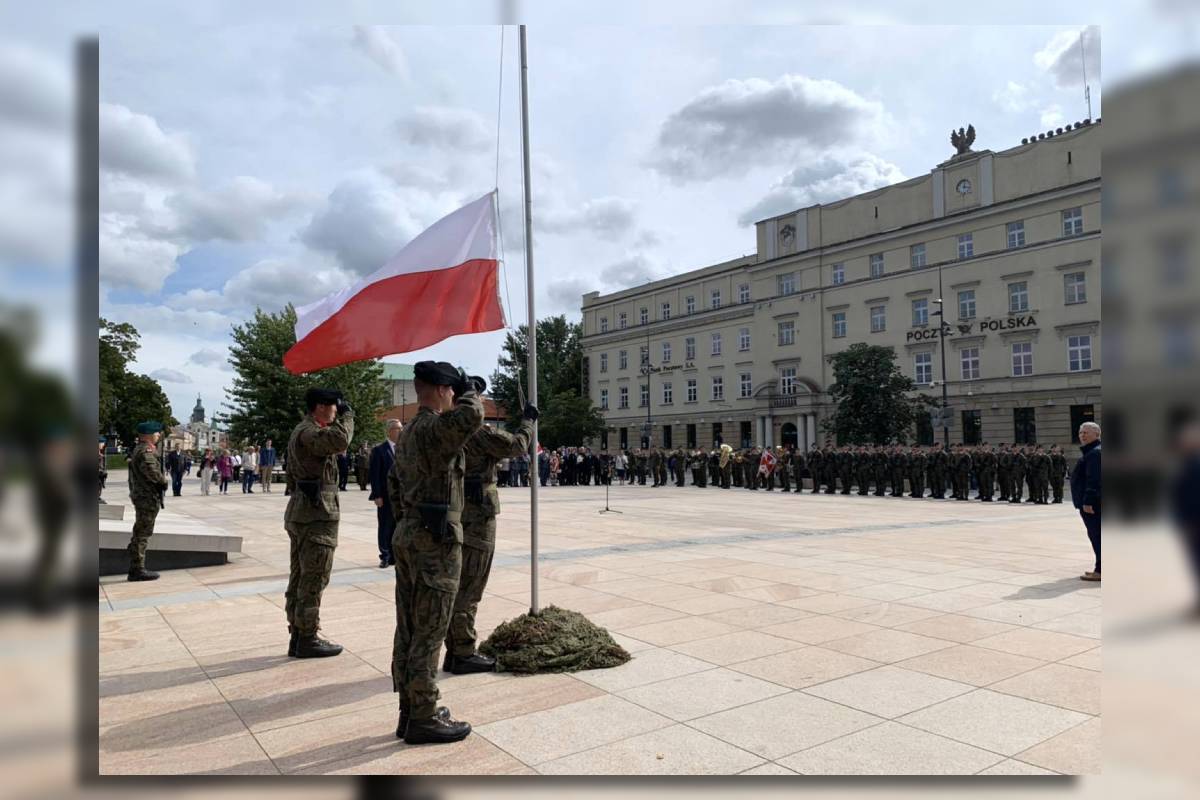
[127,441,167,506]
[1050,452,1068,478]
[1030,453,1052,478]
[387,392,484,545]
[908,452,927,473]
[284,410,355,525]
[928,450,950,473]
[951,453,973,474]
[463,418,535,520]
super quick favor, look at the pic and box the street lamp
[639,327,659,448]
[931,264,952,447]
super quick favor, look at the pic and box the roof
[377,397,509,422]
[379,363,415,381]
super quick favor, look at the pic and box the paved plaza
[98,477,1100,775]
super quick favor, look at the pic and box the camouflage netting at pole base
[479,605,632,674]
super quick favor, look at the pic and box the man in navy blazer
[1071,421,1102,581]
[370,419,403,568]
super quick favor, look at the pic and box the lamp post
[932,264,952,447]
[639,327,658,449]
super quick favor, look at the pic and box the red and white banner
[284,191,505,374]
[758,449,777,476]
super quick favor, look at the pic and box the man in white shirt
[241,447,259,493]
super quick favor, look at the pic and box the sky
[0,18,1142,425]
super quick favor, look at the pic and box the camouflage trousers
[128,502,159,570]
[446,517,496,658]
[284,520,337,637]
[977,471,995,499]
[392,521,462,719]
[909,471,925,497]
[953,472,971,499]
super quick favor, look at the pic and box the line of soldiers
[619,441,1069,503]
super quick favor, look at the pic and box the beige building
[581,122,1101,452]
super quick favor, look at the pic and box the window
[619,350,628,370]
[600,316,608,333]
[832,311,847,338]
[639,384,649,407]
[739,372,752,398]
[832,263,845,285]
[662,425,672,449]
[1068,334,1093,371]
[958,289,976,319]
[599,353,608,373]
[910,243,926,268]
[662,381,673,405]
[686,379,697,403]
[686,424,696,449]
[778,320,795,345]
[1011,342,1034,376]
[870,305,887,333]
[738,283,750,304]
[601,429,609,450]
[618,386,629,409]
[911,298,928,326]
[1064,272,1087,304]
[710,288,721,309]
[1008,281,1029,313]
[712,422,723,446]
[1062,206,1083,237]
[780,366,797,395]
[685,337,696,360]
[1006,220,1026,249]
[711,375,724,401]
[740,420,753,448]
[916,413,934,445]
[778,273,796,296]
[600,389,608,410]
[639,345,648,367]
[619,427,628,450]
[962,410,982,445]
[738,327,751,351]
[711,332,722,356]
[914,351,933,384]
[1070,404,1096,443]
[870,253,884,277]
[661,302,671,320]
[618,312,627,329]
[960,347,980,380]
[957,233,974,259]
[661,341,671,363]
[685,295,696,314]
[639,307,648,325]
[1013,407,1037,443]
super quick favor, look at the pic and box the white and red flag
[284,191,505,374]
[758,448,777,476]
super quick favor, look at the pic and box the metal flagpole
[518,24,540,615]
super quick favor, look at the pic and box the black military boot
[127,566,160,582]
[443,651,496,674]
[404,712,472,745]
[396,706,450,738]
[294,634,343,658]
[287,630,298,657]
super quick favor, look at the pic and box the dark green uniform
[838,449,854,494]
[791,450,805,493]
[126,440,167,570]
[908,448,927,497]
[889,449,907,497]
[808,449,826,494]
[1049,449,1068,503]
[951,449,972,500]
[927,446,949,498]
[1009,451,1027,502]
[1029,450,1051,504]
[355,446,370,490]
[872,449,889,496]
[975,448,997,501]
[997,449,1012,501]
[387,391,483,720]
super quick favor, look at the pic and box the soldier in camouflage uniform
[1029,445,1051,504]
[889,446,908,498]
[446,376,536,675]
[791,448,806,493]
[927,442,949,499]
[1009,446,1028,503]
[708,449,720,487]
[808,446,826,494]
[775,447,789,491]
[975,444,997,502]
[872,447,889,497]
[1049,445,1068,503]
[284,388,355,659]
[950,444,972,501]
[837,447,854,495]
[851,447,868,496]
[743,449,759,490]
[387,361,483,745]
[126,421,168,581]
[908,445,927,498]
[996,444,1012,501]
[731,451,743,488]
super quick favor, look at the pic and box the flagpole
[518,24,540,616]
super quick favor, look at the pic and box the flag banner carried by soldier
[284,191,505,373]
[758,448,777,476]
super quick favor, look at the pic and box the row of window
[596,208,1088,332]
[907,335,1094,385]
[600,372,750,410]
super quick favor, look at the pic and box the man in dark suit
[1071,421,1102,582]
[369,419,402,568]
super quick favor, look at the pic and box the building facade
[381,363,416,410]
[581,123,1101,452]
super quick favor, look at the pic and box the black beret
[469,375,487,394]
[305,387,342,407]
[414,360,460,386]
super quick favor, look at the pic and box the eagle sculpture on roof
[950,124,976,155]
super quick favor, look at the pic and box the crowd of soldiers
[581,441,1070,503]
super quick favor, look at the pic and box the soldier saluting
[126,421,168,581]
[388,361,484,745]
[284,387,354,659]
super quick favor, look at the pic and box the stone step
[99,512,242,576]
[98,503,125,520]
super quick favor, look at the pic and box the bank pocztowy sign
[906,315,1037,342]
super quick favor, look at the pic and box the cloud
[992,81,1032,113]
[547,278,594,313]
[1035,25,1101,90]
[100,213,185,292]
[0,42,70,132]
[187,348,232,371]
[1040,104,1065,128]
[352,26,409,80]
[165,288,226,311]
[104,302,236,337]
[99,103,195,181]
[165,176,312,242]
[600,254,663,287]
[397,106,491,152]
[150,367,193,384]
[221,256,355,311]
[738,152,905,226]
[648,75,890,183]
[540,196,638,238]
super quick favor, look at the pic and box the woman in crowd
[217,449,234,494]
[549,449,561,486]
[198,448,215,496]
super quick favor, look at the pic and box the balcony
[769,393,801,409]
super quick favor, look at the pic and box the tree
[98,318,176,449]
[489,315,606,448]
[219,305,388,450]
[823,343,936,445]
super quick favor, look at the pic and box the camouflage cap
[413,360,460,386]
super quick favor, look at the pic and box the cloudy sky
[1,19,1129,424]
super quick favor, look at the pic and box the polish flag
[284,191,505,374]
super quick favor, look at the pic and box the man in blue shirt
[260,439,277,492]
[1071,422,1102,582]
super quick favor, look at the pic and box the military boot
[404,711,472,745]
[127,566,160,582]
[396,706,451,739]
[443,651,496,674]
[287,630,298,658]
[294,634,343,658]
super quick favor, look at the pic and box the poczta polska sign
[906,315,1037,342]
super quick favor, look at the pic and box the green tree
[489,315,606,448]
[98,318,177,449]
[219,305,388,450]
[823,343,936,445]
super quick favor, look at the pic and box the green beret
[413,360,460,386]
[136,421,163,434]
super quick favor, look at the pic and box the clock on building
[956,178,973,195]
